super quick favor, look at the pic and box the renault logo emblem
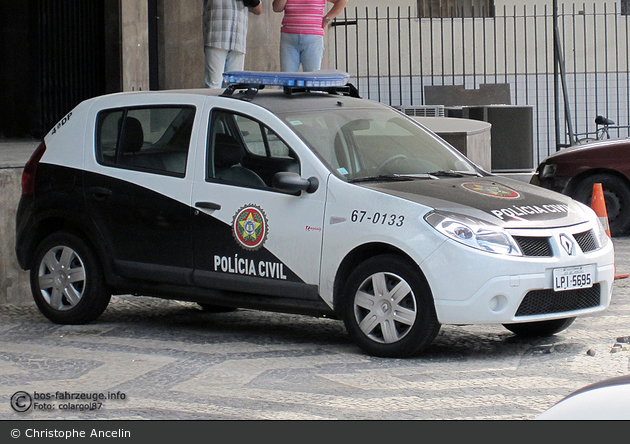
[560,234,574,255]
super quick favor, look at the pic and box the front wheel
[340,255,440,358]
[30,232,111,324]
[503,317,575,337]
[571,173,630,236]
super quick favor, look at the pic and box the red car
[531,138,630,236]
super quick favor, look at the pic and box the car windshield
[280,107,480,181]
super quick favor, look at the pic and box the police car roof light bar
[221,70,359,100]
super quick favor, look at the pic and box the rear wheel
[30,232,111,324]
[571,173,630,236]
[340,255,440,358]
[503,317,575,337]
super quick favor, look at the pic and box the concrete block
[0,167,31,306]
[412,116,492,171]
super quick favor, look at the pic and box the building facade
[1,0,626,143]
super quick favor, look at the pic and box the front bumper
[420,222,615,324]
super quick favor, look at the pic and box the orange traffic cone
[591,183,629,280]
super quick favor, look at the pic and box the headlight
[540,163,557,179]
[595,216,610,247]
[575,201,609,249]
[425,211,523,256]
[590,206,610,248]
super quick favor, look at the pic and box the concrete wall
[123,0,620,91]
[121,0,150,92]
[0,167,31,306]
[158,0,285,90]
[121,0,346,91]
[246,2,284,72]
[159,0,205,89]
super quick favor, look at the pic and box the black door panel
[83,171,193,284]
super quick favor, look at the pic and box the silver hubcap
[37,245,86,311]
[353,271,417,344]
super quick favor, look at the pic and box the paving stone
[1,237,630,420]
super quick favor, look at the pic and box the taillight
[21,141,46,196]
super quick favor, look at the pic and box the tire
[571,173,630,237]
[340,254,440,358]
[197,303,238,313]
[503,317,576,337]
[30,232,111,325]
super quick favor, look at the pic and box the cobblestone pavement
[1,237,630,421]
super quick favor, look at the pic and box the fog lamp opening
[489,295,509,313]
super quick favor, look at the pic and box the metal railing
[330,2,630,166]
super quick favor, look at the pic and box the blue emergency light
[222,70,350,88]
[220,70,359,100]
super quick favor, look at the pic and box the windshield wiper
[427,170,481,178]
[348,174,423,183]
[349,171,480,183]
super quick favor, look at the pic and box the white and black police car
[15,71,615,358]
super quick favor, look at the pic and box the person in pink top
[273,0,348,72]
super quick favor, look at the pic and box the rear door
[83,94,203,285]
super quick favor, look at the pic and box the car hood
[544,138,630,160]
[362,176,592,229]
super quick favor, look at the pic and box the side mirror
[272,172,319,194]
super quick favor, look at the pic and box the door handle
[88,187,112,200]
[195,202,221,210]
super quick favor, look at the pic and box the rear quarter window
[96,106,196,177]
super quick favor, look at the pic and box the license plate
[553,265,594,292]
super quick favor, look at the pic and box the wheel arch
[565,167,630,197]
[332,242,430,312]
[24,216,113,280]
[30,228,112,325]
[564,168,630,236]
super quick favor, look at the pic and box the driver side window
[207,110,300,188]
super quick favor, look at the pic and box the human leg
[299,34,325,72]
[204,46,228,88]
[280,33,301,72]
[224,50,245,73]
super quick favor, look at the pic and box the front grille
[574,229,598,253]
[513,236,553,257]
[515,283,601,316]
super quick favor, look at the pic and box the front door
[191,106,327,303]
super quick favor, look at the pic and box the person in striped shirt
[273,0,348,72]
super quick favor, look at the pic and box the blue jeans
[280,33,325,72]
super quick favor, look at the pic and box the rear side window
[96,106,195,177]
